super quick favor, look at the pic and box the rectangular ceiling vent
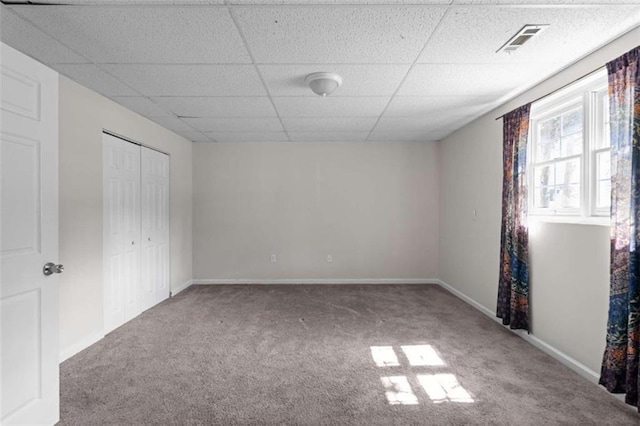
[497,25,549,54]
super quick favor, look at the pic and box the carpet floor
[59,284,639,425]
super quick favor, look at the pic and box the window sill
[529,215,610,227]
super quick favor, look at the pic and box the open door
[1,42,60,425]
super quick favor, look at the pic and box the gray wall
[193,142,440,281]
[439,25,640,374]
[59,75,193,359]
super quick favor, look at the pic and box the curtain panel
[497,104,531,331]
[600,45,640,408]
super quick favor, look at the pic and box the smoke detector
[304,72,343,97]
[497,25,549,54]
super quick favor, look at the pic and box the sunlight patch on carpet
[371,344,474,405]
[417,374,474,404]
[380,376,419,405]
[370,346,401,367]
[401,345,445,367]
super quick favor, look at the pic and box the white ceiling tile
[34,1,224,3]
[1,7,89,64]
[234,6,447,64]
[104,65,267,97]
[397,63,561,97]
[368,131,450,142]
[152,97,276,117]
[417,6,640,65]
[111,96,172,117]
[54,64,138,96]
[385,96,496,117]
[231,1,448,3]
[148,116,210,141]
[175,132,214,142]
[12,6,249,64]
[149,116,197,133]
[288,132,370,142]
[282,117,378,132]
[7,1,640,146]
[273,96,390,117]
[260,65,410,97]
[455,0,640,4]
[207,132,290,142]
[374,115,472,132]
[182,117,284,132]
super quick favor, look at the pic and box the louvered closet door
[103,133,141,333]
[140,146,170,311]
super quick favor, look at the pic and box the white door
[140,147,169,310]
[0,43,60,425]
[102,133,141,333]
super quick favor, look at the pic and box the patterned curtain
[497,104,531,331]
[600,46,640,408]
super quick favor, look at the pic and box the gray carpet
[59,284,639,425]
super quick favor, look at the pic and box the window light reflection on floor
[370,345,476,406]
[417,374,474,404]
[380,376,419,405]
[400,345,445,366]
[370,346,400,367]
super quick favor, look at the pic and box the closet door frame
[102,131,170,334]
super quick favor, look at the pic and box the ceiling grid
[227,4,292,142]
[2,1,640,143]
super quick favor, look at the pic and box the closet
[102,132,170,333]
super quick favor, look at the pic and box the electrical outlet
[271,254,277,263]
[327,255,333,263]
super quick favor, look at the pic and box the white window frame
[528,68,610,226]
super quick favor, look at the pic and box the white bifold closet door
[140,146,170,311]
[103,134,142,332]
[103,133,169,334]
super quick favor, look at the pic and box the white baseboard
[521,332,600,383]
[59,331,104,363]
[436,279,496,318]
[171,279,194,296]
[436,279,600,384]
[193,278,439,285]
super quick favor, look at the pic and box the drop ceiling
[2,1,640,143]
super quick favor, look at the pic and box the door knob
[43,262,64,276]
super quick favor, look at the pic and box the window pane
[534,165,552,208]
[562,107,582,136]
[597,180,611,209]
[534,165,553,186]
[538,117,560,161]
[596,150,611,210]
[598,94,611,149]
[556,158,581,185]
[559,107,583,157]
[533,159,581,210]
[534,187,550,209]
[528,73,610,218]
[562,132,583,157]
[597,151,610,180]
[559,184,580,209]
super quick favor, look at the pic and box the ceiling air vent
[497,25,549,54]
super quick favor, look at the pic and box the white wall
[439,25,640,374]
[59,75,193,359]
[193,142,439,281]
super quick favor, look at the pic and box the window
[528,69,610,223]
